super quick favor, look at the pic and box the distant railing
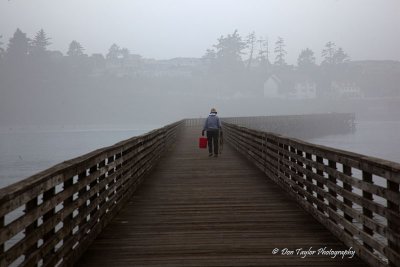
[0,121,183,267]
[186,113,355,139]
[223,113,355,139]
[223,122,400,267]
[185,118,205,127]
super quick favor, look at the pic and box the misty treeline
[202,30,400,98]
[0,28,399,125]
[201,30,351,97]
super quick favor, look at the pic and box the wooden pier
[0,115,399,267]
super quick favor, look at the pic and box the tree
[321,41,336,65]
[67,40,85,57]
[202,30,247,96]
[202,48,216,61]
[245,31,256,69]
[201,48,217,71]
[333,47,349,64]
[31,29,51,56]
[106,43,121,63]
[274,36,287,66]
[6,28,30,60]
[297,48,316,70]
[213,30,246,66]
[256,37,270,64]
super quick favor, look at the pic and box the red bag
[199,137,207,149]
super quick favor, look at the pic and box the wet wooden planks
[76,127,368,267]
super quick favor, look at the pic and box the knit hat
[210,108,217,113]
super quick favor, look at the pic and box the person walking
[202,108,222,157]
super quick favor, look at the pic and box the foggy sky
[0,0,399,63]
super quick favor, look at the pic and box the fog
[0,0,400,127]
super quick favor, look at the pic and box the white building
[263,75,284,98]
[263,74,317,99]
[331,81,363,98]
[291,80,317,99]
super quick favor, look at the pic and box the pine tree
[297,48,316,69]
[274,37,287,66]
[202,48,216,60]
[6,28,30,60]
[214,30,246,64]
[256,37,269,64]
[106,43,121,64]
[67,40,85,57]
[321,41,336,65]
[246,31,256,69]
[31,29,51,56]
[333,47,349,64]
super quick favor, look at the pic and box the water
[307,120,400,163]
[0,125,159,188]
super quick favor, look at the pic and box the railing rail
[0,120,183,267]
[184,118,205,127]
[223,113,355,139]
[223,122,400,267]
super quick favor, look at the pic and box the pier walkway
[76,126,366,267]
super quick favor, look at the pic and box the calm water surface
[0,125,158,188]
[307,120,400,163]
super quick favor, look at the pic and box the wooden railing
[186,113,355,139]
[184,118,205,127]
[0,121,183,267]
[223,122,400,267]
[223,113,355,139]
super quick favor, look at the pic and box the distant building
[136,57,203,77]
[263,75,284,98]
[263,73,316,99]
[165,57,202,67]
[291,80,317,99]
[331,81,363,98]
[348,60,400,97]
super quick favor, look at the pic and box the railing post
[107,155,117,202]
[78,170,88,230]
[114,151,123,202]
[387,179,400,267]
[289,146,297,193]
[89,164,99,219]
[305,153,313,204]
[328,160,337,223]
[25,197,38,263]
[280,144,290,184]
[42,187,56,265]
[315,156,325,212]
[343,165,353,236]
[0,216,3,253]
[262,133,266,174]
[362,171,373,252]
[296,149,305,198]
[98,158,107,213]
[63,174,74,242]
